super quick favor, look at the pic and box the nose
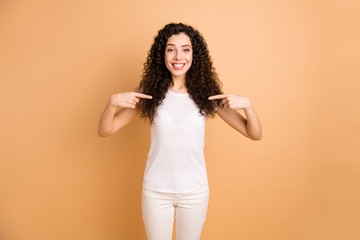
[174,50,183,60]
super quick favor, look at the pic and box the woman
[98,23,262,240]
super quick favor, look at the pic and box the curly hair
[136,23,223,123]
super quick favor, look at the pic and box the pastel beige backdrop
[0,0,359,239]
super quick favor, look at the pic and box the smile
[171,63,185,70]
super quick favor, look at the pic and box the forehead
[166,33,192,47]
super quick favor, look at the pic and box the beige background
[0,0,359,239]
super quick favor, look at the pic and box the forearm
[243,105,262,140]
[97,101,117,136]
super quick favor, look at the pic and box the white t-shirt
[142,89,209,194]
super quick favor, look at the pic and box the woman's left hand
[208,94,252,110]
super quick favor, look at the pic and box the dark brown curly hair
[136,23,223,123]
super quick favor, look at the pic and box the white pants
[141,185,209,240]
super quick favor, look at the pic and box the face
[164,33,193,79]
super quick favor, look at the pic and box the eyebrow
[166,44,192,48]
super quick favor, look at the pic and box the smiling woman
[164,33,193,79]
[135,23,225,124]
[97,22,262,240]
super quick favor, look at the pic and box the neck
[170,75,187,93]
[171,76,186,88]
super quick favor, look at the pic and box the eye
[183,49,191,52]
[167,48,174,52]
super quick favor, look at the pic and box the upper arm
[215,107,249,138]
[110,107,140,135]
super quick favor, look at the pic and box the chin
[171,72,186,77]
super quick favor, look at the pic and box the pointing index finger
[208,94,227,100]
[135,92,153,99]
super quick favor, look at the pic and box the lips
[171,63,185,70]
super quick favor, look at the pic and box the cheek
[164,55,171,66]
[188,55,193,65]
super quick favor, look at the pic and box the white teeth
[173,64,185,67]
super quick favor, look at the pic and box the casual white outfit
[142,89,209,194]
[141,185,209,240]
[141,89,210,240]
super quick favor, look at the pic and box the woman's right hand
[109,92,153,109]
